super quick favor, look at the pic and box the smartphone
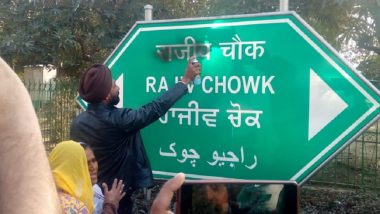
[176,180,299,214]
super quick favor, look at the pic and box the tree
[199,0,380,82]
[348,0,380,80]
[0,0,210,76]
[0,0,145,76]
[1,0,379,81]
[294,0,380,80]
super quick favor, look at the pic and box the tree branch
[361,45,380,55]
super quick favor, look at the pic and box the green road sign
[94,12,380,184]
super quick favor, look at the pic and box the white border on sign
[105,13,380,184]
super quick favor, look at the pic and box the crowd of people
[0,57,199,213]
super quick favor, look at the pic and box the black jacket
[70,82,188,191]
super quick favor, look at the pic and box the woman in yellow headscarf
[49,140,94,213]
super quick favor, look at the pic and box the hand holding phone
[151,173,186,214]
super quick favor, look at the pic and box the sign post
[88,12,380,184]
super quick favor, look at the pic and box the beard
[109,93,120,106]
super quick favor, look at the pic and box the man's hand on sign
[181,57,201,85]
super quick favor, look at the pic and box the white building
[24,64,57,83]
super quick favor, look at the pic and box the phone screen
[176,181,299,214]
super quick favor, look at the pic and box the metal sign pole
[144,4,153,21]
[280,0,289,12]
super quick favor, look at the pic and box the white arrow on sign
[308,68,348,141]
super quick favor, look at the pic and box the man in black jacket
[70,59,200,213]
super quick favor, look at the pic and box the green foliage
[200,0,380,82]
[294,0,357,50]
[358,55,380,81]
[199,0,278,16]
[146,0,208,19]
[0,0,145,76]
[1,0,379,82]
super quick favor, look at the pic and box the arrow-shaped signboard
[80,12,380,184]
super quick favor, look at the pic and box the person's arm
[0,58,61,213]
[112,58,201,133]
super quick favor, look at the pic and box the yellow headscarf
[48,140,94,213]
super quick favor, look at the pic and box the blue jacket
[70,82,188,191]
